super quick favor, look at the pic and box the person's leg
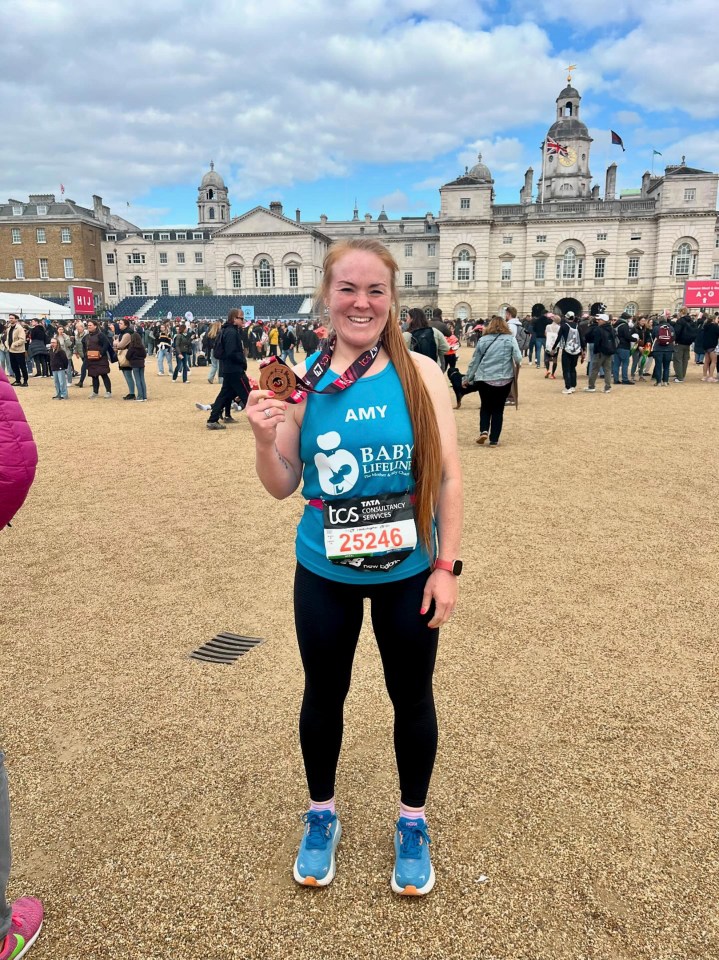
[487,382,513,443]
[588,354,601,389]
[476,381,491,435]
[294,564,364,802]
[0,752,11,942]
[620,349,630,381]
[527,335,535,364]
[91,375,100,395]
[612,351,620,383]
[77,357,86,386]
[681,344,690,379]
[182,355,189,383]
[535,338,544,367]
[561,352,571,389]
[601,355,613,389]
[122,368,135,395]
[101,373,112,394]
[9,354,21,384]
[208,379,236,423]
[52,371,60,397]
[445,354,457,374]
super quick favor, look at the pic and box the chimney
[591,184,600,200]
[93,194,104,220]
[522,168,534,204]
[320,214,328,225]
[269,201,283,216]
[364,213,372,223]
[641,171,651,196]
[296,208,301,223]
[605,163,617,201]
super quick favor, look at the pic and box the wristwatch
[433,558,463,576]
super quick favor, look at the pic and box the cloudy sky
[2,0,718,226]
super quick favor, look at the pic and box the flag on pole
[546,136,568,157]
[653,149,662,156]
[611,130,625,152]
[60,184,65,195]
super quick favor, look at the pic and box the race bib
[323,493,417,572]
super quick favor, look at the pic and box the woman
[56,325,74,383]
[114,319,135,399]
[247,238,462,895]
[156,324,173,376]
[49,337,69,399]
[268,323,280,358]
[463,315,522,446]
[83,319,112,398]
[630,317,652,380]
[126,331,148,401]
[28,320,50,378]
[700,314,719,382]
[553,312,585,394]
[544,313,560,380]
[203,321,222,384]
[402,308,449,363]
[73,321,87,387]
[172,324,192,383]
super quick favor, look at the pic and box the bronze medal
[259,361,298,400]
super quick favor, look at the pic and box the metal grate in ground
[190,633,264,664]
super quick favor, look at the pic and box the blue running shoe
[293,811,342,887]
[391,817,435,896]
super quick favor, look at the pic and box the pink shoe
[0,898,44,960]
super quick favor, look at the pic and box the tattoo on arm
[276,445,299,481]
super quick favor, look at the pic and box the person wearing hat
[584,315,617,393]
[612,313,635,385]
[553,312,586,394]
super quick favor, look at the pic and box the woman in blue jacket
[464,315,522,446]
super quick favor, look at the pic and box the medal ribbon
[260,336,382,404]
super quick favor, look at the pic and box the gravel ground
[2,350,718,960]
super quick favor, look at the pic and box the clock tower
[538,82,593,201]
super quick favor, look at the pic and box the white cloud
[615,111,642,126]
[367,190,411,213]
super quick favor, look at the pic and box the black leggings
[477,381,513,443]
[91,374,112,394]
[294,563,439,807]
[9,353,28,384]
[561,351,580,389]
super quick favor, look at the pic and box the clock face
[559,146,578,168]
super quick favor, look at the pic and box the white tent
[0,292,73,321]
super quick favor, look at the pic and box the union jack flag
[546,136,568,157]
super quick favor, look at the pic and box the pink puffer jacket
[0,367,38,529]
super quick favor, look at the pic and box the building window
[502,235,513,245]
[177,232,186,240]
[501,262,512,281]
[106,233,116,241]
[36,228,46,243]
[255,258,274,287]
[715,234,719,248]
[404,272,413,287]
[12,206,22,216]
[195,252,203,264]
[672,242,696,276]
[143,233,153,240]
[594,257,606,279]
[64,258,74,279]
[178,279,187,295]
[209,207,215,220]
[61,228,71,243]
[460,198,470,210]
[37,205,47,215]
[597,232,607,241]
[11,228,20,244]
[129,252,145,265]
[159,232,170,240]
[288,267,298,287]
[427,271,436,286]
[424,307,433,321]
[457,266,470,281]
[133,275,146,295]
[231,269,242,289]
[193,232,203,240]
[196,278,204,292]
[106,252,115,265]
[560,246,583,279]
[14,259,24,279]
[159,280,168,295]
[713,264,719,280]
[90,259,96,278]
[630,231,641,240]
[536,235,546,243]
[624,303,637,317]
[427,243,436,257]
[405,244,413,257]
[684,188,696,201]
[177,252,185,264]
[628,257,640,278]
[455,248,473,281]
[534,259,545,280]
[159,252,168,265]
[108,282,117,297]
[400,307,409,322]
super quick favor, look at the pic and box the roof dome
[200,161,225,189]
[557,84,580,101]
[547,115,590,140]
[468,153,492,182]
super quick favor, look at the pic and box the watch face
[559,146,577,168]
[453,560,464,576]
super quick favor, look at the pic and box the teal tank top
[296,356,431,584]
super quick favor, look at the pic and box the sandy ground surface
[2,348,718,960]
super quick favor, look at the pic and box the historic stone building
[100,82,719,319]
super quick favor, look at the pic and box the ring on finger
[264,407,272,419]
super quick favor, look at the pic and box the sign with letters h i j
[69,285,95,314]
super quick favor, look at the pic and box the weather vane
[566,64,577,84]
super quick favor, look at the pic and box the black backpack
[410,326,437,361]
[213,329,225,360]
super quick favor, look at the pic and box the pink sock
[399,802,426,822]
[309,797,336,815]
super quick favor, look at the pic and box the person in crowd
[584,314,617,394]
[429,308,451,370]
[268,323,280,358]
[203,321,223,384]
[247,237,462,896]
[463,314,522,446]
[672,310,696,383]
[700,314,719,382]
[611,313,635,385]
[83,319,112,398]
[28,320,50,379]
[651,317,676,387]
[0,323,10,377]
[114,318,135,400]
[48,337,69,399]
[553,312,586,394]
[73,320,88,388]
[126,331,148,401]
[444,330,459,374]
[280,323,297,365]
[630,317,652,381]
[190,326,202,367]
[206,309,250,429]
[0,366,44,960]
[544,313,560,380]
[145,323,156,357]
[531,310,551,368]
[6,315,28,387]
[156,324,173,376]
[693,315,706,366]
[403,308,449,364]
[55,326,74,383]
[172,324,192,383]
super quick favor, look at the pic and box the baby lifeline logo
[314,431,360,496]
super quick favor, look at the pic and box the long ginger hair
[316,238,442,554]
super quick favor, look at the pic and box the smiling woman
[245,237,463,897]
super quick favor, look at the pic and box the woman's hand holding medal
[246,388,288,441]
